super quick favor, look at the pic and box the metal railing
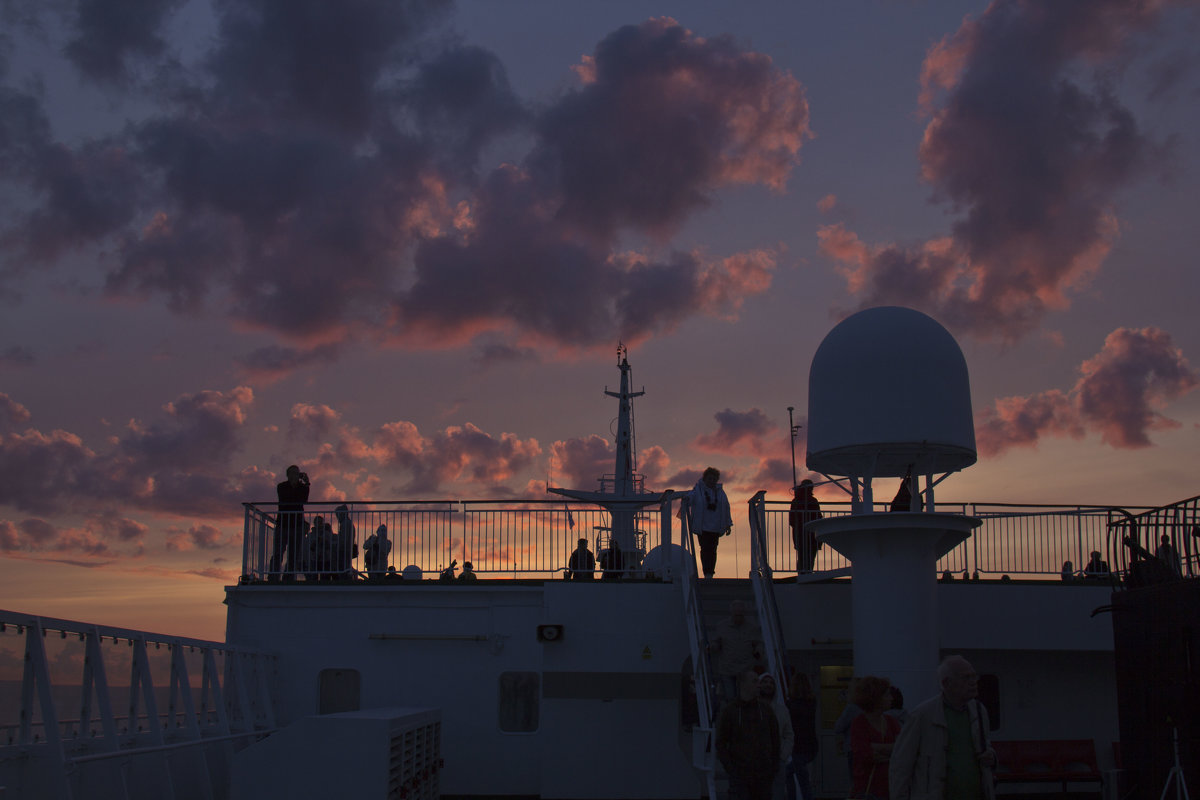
[747,492,789,685]
[0,610,277,800]
[675,493,718,800]
[242,497,1166,583]
[754,500,1156,579]
[242,499,666,582]
[1107,494,1200,582]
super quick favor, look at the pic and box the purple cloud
[825,0,1181,340]
[977,326,1197,454]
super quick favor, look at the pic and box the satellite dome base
[808,512,981,706]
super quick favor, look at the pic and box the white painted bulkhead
[224,581,701,798]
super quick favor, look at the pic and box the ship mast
[548,344,661,559]
[607,344,644,498]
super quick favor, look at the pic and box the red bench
[992,739,1102,794]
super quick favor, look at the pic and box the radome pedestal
[811,512,981,703]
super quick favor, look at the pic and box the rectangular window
[498,671,539,733]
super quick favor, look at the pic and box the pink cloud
[826,0,1173,341]
[694,408,779,454]
[289,402,341,441]
[166,523,231,552]
[977,327,1197,455]
[0,386,268,517]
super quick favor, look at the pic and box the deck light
[536,624,564,642]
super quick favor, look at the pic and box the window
[498,671,539,732]
[318,668,361,714]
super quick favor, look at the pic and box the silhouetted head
[285,465,301,483]
[578,538,588,549]
[789,671,814,700]
[852,675,892,713]
[757,672,777,700]
[702,467,720,487]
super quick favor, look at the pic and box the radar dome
[807,306,975,478]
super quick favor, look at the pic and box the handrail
[1107,494,1199,584]
[676,491,718,800]
[747,492,789,692]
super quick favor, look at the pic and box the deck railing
[241,497,1159,583]
[1106,494,1200,581]
[0,610,277,800]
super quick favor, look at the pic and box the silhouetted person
[271,465,309,580]
[333,504,356,578]
[1061,560,1074,581]
[710,600,763,703]
[307,515,333,581]
[364,523,391,577]
[1084,550,1110,579]
[458,561,477,582]
[849,676,900,799]
[786,672,818,800]
[600,538,623,580]
[1157,534,1182,576]
[890,656,997,800]
[789,480,823,573]
[690,466,732,579]
[716,670,780,800]
[890,469,914,512]
[568,538,595,580]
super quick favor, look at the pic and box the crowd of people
[715,655,996,800]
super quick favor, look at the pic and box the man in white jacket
[689,466,732,579]
[890,656,997,800]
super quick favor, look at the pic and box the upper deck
[237,492,1200,584]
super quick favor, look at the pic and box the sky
[0,0,1198,641]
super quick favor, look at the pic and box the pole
[788,407,798,488]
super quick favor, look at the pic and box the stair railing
[748,491,790,692]
[676,491,718,800]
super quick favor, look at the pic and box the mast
[547,344,660,559]
[606,344,644,498]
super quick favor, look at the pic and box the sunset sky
[1,0,1198,641]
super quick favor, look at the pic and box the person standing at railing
[364,523,392,577]
[333,504,357,578]
[271,465,310,581]
[789,480,823,574]
[1156,534,1183,577]
[690,467,733,579]
[567,538,595,580]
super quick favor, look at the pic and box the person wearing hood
[716,670,780,800]
[758,672,794,800]
[689,467,733,579]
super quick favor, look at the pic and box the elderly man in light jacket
[890,656,997,800]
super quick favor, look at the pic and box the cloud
[531,16,811,240]
[0,393,31,432]
[63,0,182,87]
[0,386,266,515]
[549,435,612,491]
[977,326,1197,455]
[165,523,231,551]
[0,346,34,367]
[309,418,544,495]
[235,343,342,382]
[1,10,803,356]
[289,402,341,441]
[826,0,1176,340]
[694,408,778,454]
[0,517,117,557]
